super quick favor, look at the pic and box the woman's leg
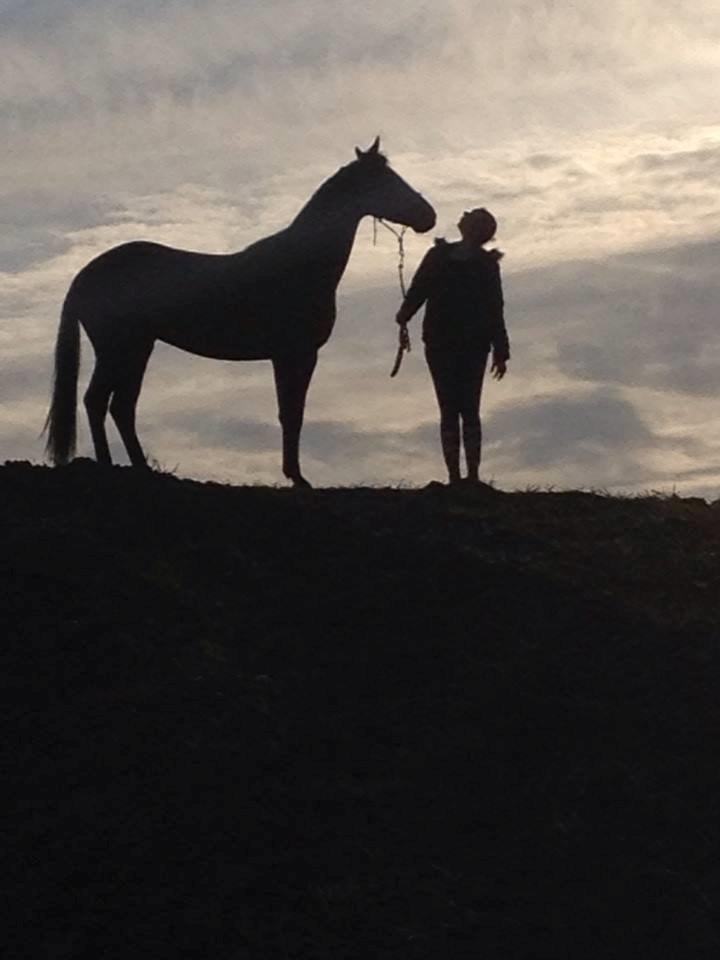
[459,351,489,483]
[426,348,462,483]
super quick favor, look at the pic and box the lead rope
[374,218,411,377]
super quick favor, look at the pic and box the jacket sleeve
[488,260,510,361]
[396,246,442,323]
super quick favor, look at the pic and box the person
[395,207,510,486]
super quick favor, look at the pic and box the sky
[2,0,720,495]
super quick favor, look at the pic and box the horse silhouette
[44,138,436,486]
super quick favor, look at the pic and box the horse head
[351,137,436,233]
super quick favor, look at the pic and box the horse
[44,137,436,487]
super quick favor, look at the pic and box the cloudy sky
[2,0,720,495]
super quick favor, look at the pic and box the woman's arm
[488,259,510,365]
[395,245,442,324]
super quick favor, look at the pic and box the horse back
[68,239,337,359]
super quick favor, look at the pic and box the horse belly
[157,314,274,361]
[160,304,335,360]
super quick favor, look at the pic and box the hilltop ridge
[3,460,719,959]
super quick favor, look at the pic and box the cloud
[538,238,720,397]
[485,389,655,471]
[485,386,720,489]
[4,3,720,278]
[3,2,720,497]
[624,144,720,178]
[0,230,72,273]
[156,411,428,463]
[0,352,51,402]
[4,1,720,175]
[5,232,720,494]
[483,385,720,493]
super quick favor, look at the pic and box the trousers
[425,345,489,480]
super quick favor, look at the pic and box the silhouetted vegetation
[4,460,719,958]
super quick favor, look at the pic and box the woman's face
[457,211,471,235]
[458,209,495,243]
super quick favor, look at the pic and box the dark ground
[3,459,719,959]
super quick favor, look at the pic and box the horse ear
[355,137,380,161]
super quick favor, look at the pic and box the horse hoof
[290,475,313,489]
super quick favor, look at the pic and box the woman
[395,207,510,485]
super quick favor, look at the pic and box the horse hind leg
[108,342,154,468]
[84,361,114,465]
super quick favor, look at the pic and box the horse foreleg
[272,350,318,488]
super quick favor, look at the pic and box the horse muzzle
[413,200,437,233]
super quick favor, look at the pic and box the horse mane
[302,151,389,209]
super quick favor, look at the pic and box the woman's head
[458,208,497,244]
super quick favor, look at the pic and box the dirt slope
[3,461,719,959]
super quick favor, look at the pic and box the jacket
[398,240,510,360]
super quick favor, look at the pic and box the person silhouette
[395,207,510,485]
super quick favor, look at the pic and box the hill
[3,460,719,959]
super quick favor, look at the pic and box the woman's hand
[491,357,507,380]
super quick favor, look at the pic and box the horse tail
[44,296,81,465]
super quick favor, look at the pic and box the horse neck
[289,198,363,280]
